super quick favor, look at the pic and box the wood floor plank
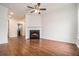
[0,37,79,56]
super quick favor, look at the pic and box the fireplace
[30,30,40,39]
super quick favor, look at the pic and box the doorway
[8,19,25,38]
[17,24,23,37]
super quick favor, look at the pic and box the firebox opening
[30,30,40,39]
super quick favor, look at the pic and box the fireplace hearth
[30,30,40,39]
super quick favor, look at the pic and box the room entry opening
[17,24,23,37]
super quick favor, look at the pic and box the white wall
[42,4,77,43]
[9,18,25,37]
[0,5,8,44]
[76,4,79,48]
[25,14,42,39]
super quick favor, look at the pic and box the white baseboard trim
[0,40,8,44]
[42,38,75,44]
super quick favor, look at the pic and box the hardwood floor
[0,37,79,56]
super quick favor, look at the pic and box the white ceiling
[0,3,72,19]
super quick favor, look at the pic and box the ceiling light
[10,12,14,15]
[35,10,38,13]
[35,9,40,13]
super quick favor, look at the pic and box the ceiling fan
[27,3,46,14]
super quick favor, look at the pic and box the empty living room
[0,3,79,56]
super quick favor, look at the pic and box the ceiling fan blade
[40,8,46,10]
[38,12,41,14]
[37,3,40,6]
[27,6,34,9]
[30,10,35,13]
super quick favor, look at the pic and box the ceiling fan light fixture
[35,9,40,13]
[27,3,46,14]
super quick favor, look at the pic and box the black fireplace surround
[30,30,40,39]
